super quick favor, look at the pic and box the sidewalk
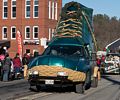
[0,79,28,88]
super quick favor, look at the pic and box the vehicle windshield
[43,45,84,57]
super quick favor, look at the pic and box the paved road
[0,75,119,100]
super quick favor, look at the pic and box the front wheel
[36,85,41,92]
[85,71,91,90]
[75,83,85,94]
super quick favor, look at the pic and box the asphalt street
[0,75,119,100]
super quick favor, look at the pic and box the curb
[0,79,28,88]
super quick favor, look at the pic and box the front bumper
[28,75,80,87]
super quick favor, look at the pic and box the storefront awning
[0,40,10,48]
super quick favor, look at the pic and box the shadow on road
[102,75,120,85]
[29,86,75,93]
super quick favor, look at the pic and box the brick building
[0,0,62,58]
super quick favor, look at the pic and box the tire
[75,83,85,94]
[29,85,32,91]
[91,77,98,88]
[36,85,41,92]
[85,71,91,90]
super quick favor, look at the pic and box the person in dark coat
[22,53,29,79]
[13,53,22,79]
[2,53,11,81]
[29,53,34,62]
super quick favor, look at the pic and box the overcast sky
[62,0,120,18]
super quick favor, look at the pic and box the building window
[55,2,57,20]
[2,27,7,39]
[33,0,38,18]
[25,0,31,18]
[52,1,54,19]
[11,0,16,19]
[33,26,39,39]
[11,26,16,39]
[48,1,51,19]
[25,26,30,39]
[26,49,30,53]
[52,29,55,37]
[48,28,51,40]
[3,0,8,19]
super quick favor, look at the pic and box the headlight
[28,70,39,75]
[57,72,68,76]
[33,71,39,75]
[28,70,32,75]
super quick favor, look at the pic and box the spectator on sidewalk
[29,53,34,62]
[13,53,22,79]
[9,58,14,81]
[96,56,101,80]
[2,53,11,82]
[22,53,29,79]
[101,55,105,67]
[0,54,5,81]
[96,57,101,68]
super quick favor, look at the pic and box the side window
[84,47,90,58]
[25,26,30,39]
[26,49,30,54]
[33,26,39,39]
[33,0,39,18]
[28,59,38,68]
[11,0,16,19]
[11,26,16,39]
[2,27,7,39]
[25,0,31,18]
[42,46,51,55]
[3,0,8,19]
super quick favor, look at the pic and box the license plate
[45,80,54,85]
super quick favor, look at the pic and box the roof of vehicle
[48,37,85,46]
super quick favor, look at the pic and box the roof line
[106,38,120,48]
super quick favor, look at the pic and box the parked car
[101,53,120,74]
